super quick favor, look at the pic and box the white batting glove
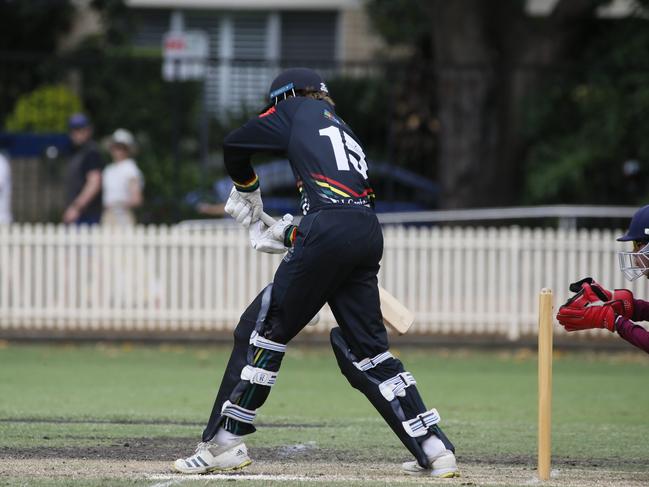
[224,186,263,228]
[249,220,285,254]
[269,214,295,243]
[248,214,294,254]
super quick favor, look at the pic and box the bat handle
[260,212,277,227]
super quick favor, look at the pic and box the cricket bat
[378,286,415,335]
[260,212,415,335]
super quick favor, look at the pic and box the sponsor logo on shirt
[323,109,341,125]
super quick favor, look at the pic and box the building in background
[124,0,384,113]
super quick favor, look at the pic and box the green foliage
[523,14,649,205]
[5,84,82,133]
[136,152,206,223]
[90,0,133,46]
[365,0,430,48]
[326,76,391,159]
[0,0,75,125]
[0,0,74,51]
[73,49,199,151]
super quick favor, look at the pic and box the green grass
[1,342,648,486]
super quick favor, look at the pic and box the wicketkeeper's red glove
[568,277,634,319]
[556,281,617,332]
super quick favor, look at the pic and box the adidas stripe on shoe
[174,441,252,474]
[402,450,460,478]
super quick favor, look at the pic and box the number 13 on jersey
[319,126,368,179]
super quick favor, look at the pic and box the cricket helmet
[617,205,649,242]
[263,68,328,110]
[618,204,649,281]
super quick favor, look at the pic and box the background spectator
[0,150,11,224]
[64,113,103,224]
[102,128,143,226]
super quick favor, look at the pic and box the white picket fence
[0,224,646,339]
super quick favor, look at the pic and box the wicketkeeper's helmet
[618,204,649,280]
[618,205,649,242]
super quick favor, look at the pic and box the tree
[428,0,605,208]
[523,5,649,205]
[368,0,604,208]
[0,0,74,51]
[0,0,75,125]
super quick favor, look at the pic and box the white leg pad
[379,372,416,401]
[221,400,256,424]
[249,331,286,353]
[353,351,394,371]
[402,408,441,437]
[240,365,278,386]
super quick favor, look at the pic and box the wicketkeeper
[556,204,649,354]
[174,68,459,478]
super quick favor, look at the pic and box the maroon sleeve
[615,317,649,354]
[632,298,649,322]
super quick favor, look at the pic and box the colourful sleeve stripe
[259,106,276,118]
[284,225,298,247]
[233,174,259,192]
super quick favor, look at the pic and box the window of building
[130,9,338,114]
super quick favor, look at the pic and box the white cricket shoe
[174,441,252,474]
[402,450,460,478]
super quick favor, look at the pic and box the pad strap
[353,351,394,371]
[241,365,278,386]
[402,408,441,437]
[379,372,416,401]
[249,330,287,353]
[221,400,256,424]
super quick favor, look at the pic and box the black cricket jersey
[223,97,375,214]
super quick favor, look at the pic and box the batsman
[174,68,459,478]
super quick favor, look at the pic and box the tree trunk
[427,0,597,208]
[427,0,502,208]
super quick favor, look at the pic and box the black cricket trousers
[202,206,387,440]
[266,205,387,355]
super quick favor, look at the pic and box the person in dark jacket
[63,113,103,224]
